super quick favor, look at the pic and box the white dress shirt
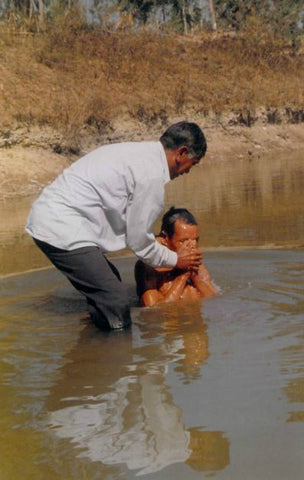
[25,141,177,267]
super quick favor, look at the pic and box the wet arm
[141,271,191,307]
[190,264,218,297]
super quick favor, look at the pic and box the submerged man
[135,207,218,307]
[26,122,206,330]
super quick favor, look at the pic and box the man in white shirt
[26,121,207,330]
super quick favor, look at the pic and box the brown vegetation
[1,22,303,151]
[0,21,303,200]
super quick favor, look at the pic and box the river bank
[1,115,304,200]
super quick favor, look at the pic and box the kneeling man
[135,207,218,307]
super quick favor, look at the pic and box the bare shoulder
[134,260,159,296]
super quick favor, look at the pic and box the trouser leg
[33,238,131,330]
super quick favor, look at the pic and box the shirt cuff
[166,250,178,268]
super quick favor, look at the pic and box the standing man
[26,122,207,330]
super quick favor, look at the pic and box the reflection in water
[186,429,229,472]
[263,261,304,425]
[1,150,303,276]
[0,196,50,276]
[165,150,304,247]
[45,302,229,476]
[280,323,304,424]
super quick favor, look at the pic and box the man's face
[166,220,199,252]
[169,147,201,179]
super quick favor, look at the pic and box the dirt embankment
[1,28,303,200]
[1,114,304,200]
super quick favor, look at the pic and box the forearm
[193,278,217,296]
[161,273,190,303]
[134,239,177,268]
[191,270,218,297]
[126,178,177,268]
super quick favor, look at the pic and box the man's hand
[176,240,202,271]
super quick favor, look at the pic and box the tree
[213,0,304,38]
[213,0,256,30]
[117,0,155,25]
[0,0,45,27]
[209,0,216,30]
[116,0,205,33]
[170,0,204,33]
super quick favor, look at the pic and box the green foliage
[117,0,154,24]
[114,0,205,32]
[214,0,253,29]
[1,0,303,44]
[214,0,303,41]
[48,0,88,31]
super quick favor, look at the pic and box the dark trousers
[33,238,131,330]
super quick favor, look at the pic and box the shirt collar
[158,141,171,184]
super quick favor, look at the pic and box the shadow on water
[1,251,304,479]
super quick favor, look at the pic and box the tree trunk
[38,0,44,26]
[209,0,217,31]
[181,1,188,34]
[29,0,33,18]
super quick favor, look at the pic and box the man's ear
[177,146,189,158]
[159,233,169,247]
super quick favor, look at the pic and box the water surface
[1,150,303,276]
[0,149,303,479]
[1,251,303,479]
[165,149,304,248]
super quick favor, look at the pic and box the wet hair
[160,121,207,160]
[160,206,197,239]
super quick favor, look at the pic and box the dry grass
[0,23,303,145]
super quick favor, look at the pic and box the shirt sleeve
[126,178,178,268]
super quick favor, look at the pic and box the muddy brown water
[0,150,304,276]
[0,150,303,479]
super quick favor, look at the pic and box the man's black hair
[160,121,207,159]
[160,206,197,239]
